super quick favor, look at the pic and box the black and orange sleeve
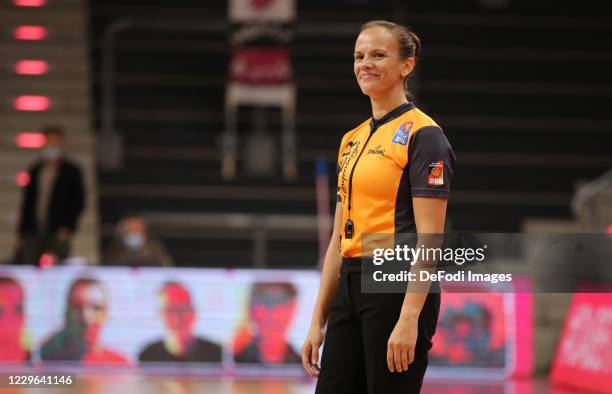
[408,126,455,198]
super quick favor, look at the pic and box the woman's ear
[401,57,416,79]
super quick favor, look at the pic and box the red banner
[230,47,291,85]
[551,293,612,393]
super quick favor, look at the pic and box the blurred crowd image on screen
[40,277,129,365]
[233,282,300,365]
[0,276,30,363]
[139,281,222,363]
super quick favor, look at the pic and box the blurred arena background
[1,0,611,393]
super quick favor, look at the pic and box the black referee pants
[315,259,440,394]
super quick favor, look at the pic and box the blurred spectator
[0,277,30,363]
[14,126,85,264]
[138,282,222,363]
[40,277,129,365]
[233,282,300,364]
[104,214,174,267]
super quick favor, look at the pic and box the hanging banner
[229,0,295,22]
[230,47,291,84]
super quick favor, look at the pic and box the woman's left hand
[387,315,418,372]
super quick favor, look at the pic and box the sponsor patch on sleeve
[391,121,413,146]
[428,160,444,185]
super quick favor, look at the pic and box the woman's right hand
[301,324,325,377]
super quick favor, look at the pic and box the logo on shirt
[367,145,385,156]
[339,140,360,194]
[391,121,413,146]
[341,141,355,158]
[428,161,444,185]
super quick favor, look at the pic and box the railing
[108,212,321,268]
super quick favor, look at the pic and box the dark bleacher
[90,0,612,266]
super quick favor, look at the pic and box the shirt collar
[369,102,415,131]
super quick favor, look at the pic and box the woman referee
[301,21,455,393]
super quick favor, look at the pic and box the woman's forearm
[401,197,447,321]
[310,203,344,328]
[400,292,428,321]
[311,236,342,328]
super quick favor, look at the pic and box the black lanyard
[345,122,377,239]
[343,102,414,239]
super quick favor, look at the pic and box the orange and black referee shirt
[336,102,455,258]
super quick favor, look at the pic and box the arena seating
[90,0,612,266]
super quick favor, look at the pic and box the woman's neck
[370,87,408,120]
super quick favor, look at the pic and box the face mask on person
[123,233,145,250]
[41,147,62,161]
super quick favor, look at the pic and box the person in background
[0,277,30,363]
[104,214,174,267]
[40,277,129,365]
[14,126,85,264]
[138,282,222,363]
[233,282,300,364]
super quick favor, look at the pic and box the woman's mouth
[359,73,379,80]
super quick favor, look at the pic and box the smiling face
[353,26,414,100]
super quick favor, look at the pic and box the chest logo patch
[428,161,444,185]
[392,121,413,146]
[367,145,385,156]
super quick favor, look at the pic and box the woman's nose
[359,59,374,69]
